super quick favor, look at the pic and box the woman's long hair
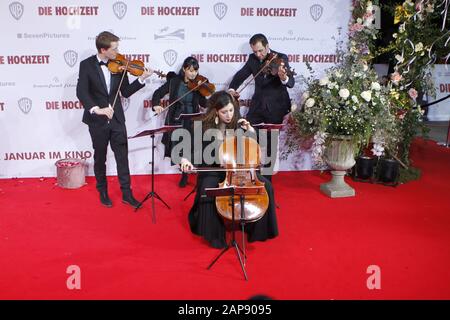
[201,91,240,132]
[178,56,199,78]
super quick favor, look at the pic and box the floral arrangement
[348,0,380,61]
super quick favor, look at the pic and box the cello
[215,135,269,222]
[189,134,269,222]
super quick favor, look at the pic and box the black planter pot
[377,158,399,183]
[355,156,375,180]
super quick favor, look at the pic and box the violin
[215,135,269,222]
[187,74,216,97]
[263,52,297,77]
[107,53,165,78]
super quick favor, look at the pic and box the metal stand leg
[135,134,171,223]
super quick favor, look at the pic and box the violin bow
[109,59,130,124]
[236,53,278,95]
[153,79,207,118]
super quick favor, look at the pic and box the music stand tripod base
[129,125,181,223]
[204,186,264,281]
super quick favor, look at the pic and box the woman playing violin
[152,56,208,187]
[180,91,278,249]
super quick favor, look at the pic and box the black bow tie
[99,60,108,66]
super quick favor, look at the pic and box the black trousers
[246,106,284,181]
[88,117,131,194]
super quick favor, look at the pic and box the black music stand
[252,123,284,209]
[205,185,266,281]
[129,125,182,223]
[176,112,205,200]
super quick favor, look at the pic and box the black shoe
[99,191,113,208]
[210,239,227,249]
[179,173,188,188]
[122,194,141,209]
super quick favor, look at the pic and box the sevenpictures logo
[113,1,127,20]
[18,97,32,114]
[9,1,24,20]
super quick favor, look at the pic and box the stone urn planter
[320,135,356,198]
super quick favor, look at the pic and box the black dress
[187,135,279,249]
[151,75,207,161]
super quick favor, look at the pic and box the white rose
[339,88,350,99]
[415,42,424,52]
[302,91,310,100]
[319,77,329,86]
[305,98,315,108]
[361,90,372,102]
[351,95,359,103]
[371,82,381,91]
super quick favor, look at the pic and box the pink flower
[390,72,403,85]
[363,12,373,20]
[416,2,423,12]
[350,23,364,33]
[408,88,418,100]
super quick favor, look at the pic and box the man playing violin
[228,33,295,180]
[152,56,208,188]
[76,31,153,208]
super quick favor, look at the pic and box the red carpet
[1,138,450,300]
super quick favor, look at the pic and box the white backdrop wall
[426,65,450,121]
[0,0,352,178]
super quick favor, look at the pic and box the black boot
[122,191,141,209]
[178,172,188,188]
[99,191,113,208]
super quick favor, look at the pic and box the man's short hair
[249,33,268,47]
[95,31,119,53]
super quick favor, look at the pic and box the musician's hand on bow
[277,62,288,81]
[139,67,153,81]
[95,105,114,120]
[238,118,254,132]
[227,88,240,99]
[153,105,164,115]
[180,158,194,173]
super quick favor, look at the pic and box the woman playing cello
[180,91,278,249]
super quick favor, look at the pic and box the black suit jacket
[76,55,145,126]
[151,75,206,126]
[229,50,295,122]
[152,75,207,159]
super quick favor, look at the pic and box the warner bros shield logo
[163,49,177,67]
[18,97,32,114]
[310,4,323,22]
[9,2,24,20]
[214,2,227,20]
[64,50,78,67]
[121,96,130,112]
[113,1,127,20]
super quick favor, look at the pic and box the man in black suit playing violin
[228,33,295,178]
[76,31,153,208]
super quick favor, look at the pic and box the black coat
[77,55,145,126]
[229,50,295,123]
[152,75,207,159]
